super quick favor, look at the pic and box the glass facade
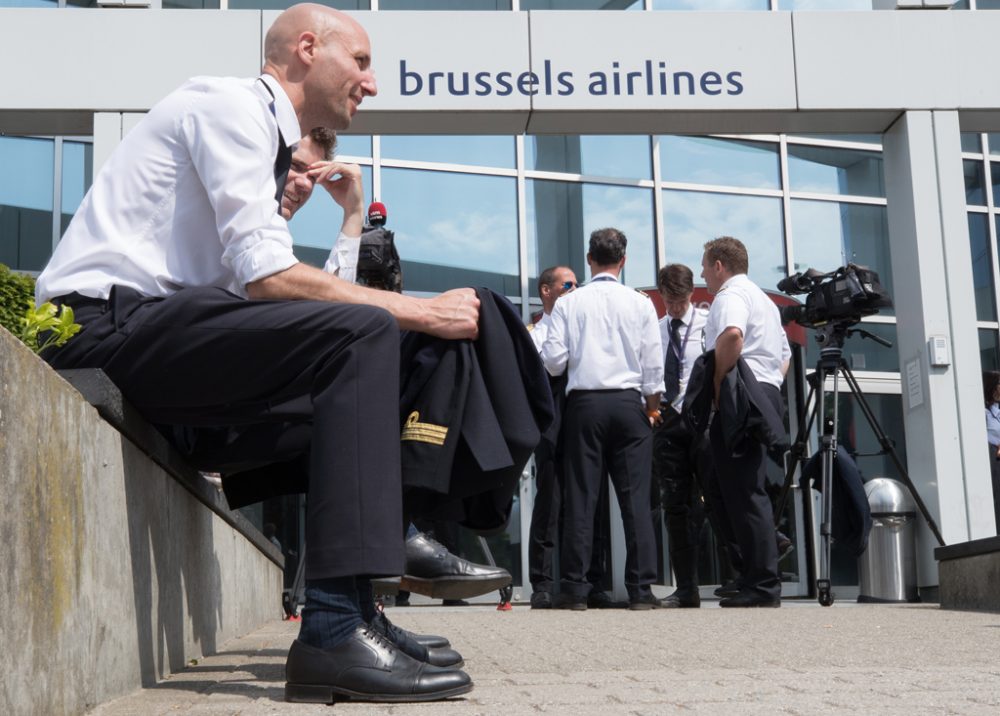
[964,135,1000,375]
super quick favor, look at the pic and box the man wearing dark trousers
[36,4,476,703]
[700,237,790,608]
[541,228,665,611]
[653,264,712,609]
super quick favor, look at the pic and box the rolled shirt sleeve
[639,299,666,397]
[324,232,361,283]
[540,301,569,378]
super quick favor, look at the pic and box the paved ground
[88,600,1000,715]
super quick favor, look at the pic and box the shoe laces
[361,626,395,654]
[371,607,405,643]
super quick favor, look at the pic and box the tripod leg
[774,380,819,524]
[283,545,307,619]
[840,364,946,547]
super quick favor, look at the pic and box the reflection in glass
[787,145,884,198]
[0,136,54,272]
[653,0,767,9]
[333,135,371,159]
[779,0,871,9]
[381,168,519,295]
[993,162,1000,207]
[969,213,997,322]
[962,132,982,154]
[228,0,364,8]
[290,167,373,263]
[976,0,1000,8]
[0,0,59,6]
[61,141,93,237]
[525,135,650,179]
[527,180,655,291]
[964,159,986,205]
[979,329,999,373]
[522,0,641,9]
[381,0,510,8]
[804,322,898,373]
[163,0,221,7]
[662,190,785,292]
[660,136,779,190]
[990,134,1000,157]
[382,136,513,169]
[789,200,893,315]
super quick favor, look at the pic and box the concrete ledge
[935,537,1000,612]
[0,327,284,716]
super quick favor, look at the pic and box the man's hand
[309,161,364,236]
[419,288,480,340]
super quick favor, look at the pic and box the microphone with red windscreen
[367,201,387,227]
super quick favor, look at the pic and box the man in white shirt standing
[701,236,790,608]
[653,263,712,609]
[541,228,665,610]
[35,4,475,703]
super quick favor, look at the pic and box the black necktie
[274,133,292,204]
[663,317,683,403]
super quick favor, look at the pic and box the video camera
[777,263,892,329]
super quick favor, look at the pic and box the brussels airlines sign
[354,11,793,108]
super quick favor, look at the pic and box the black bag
[357,225,403,293]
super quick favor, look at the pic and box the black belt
[51,292,109,311]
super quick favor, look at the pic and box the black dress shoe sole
[628,602,661,611]
[286,680,473,704]
[719,598,781,608]
[660,599,700,609]
[400,574,512,600]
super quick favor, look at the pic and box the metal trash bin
[858,477,920,603]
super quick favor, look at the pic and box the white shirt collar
[718,272,749,293]
[258,74,302,148]
[590,271,619,283]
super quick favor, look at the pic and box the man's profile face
[308,21,377,131]
[701,253,725,295]
[550,267,578,300]
[280,136,324,221]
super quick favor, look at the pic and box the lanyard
[670,316,695,374]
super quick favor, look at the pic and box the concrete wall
[0,327,283,716]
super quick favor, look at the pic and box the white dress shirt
[528,311,554,353]
[541,272,665,398]
[37,74,306,303]
[324,232,361,283]
[704,273,791,389]
[659,303,708,412]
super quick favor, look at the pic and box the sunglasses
[561,281,578,290]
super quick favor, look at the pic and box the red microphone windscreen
[367,201,387,225]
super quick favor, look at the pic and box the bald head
[262,3,376,133]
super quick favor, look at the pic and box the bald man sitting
[35,4,475,704]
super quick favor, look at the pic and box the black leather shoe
[713,580,742,598]
[285,626,472,703]
[553,594,587,611]
[587,590,628,609]
[719,590,781,608]
[530,591,553,609]
[399,533,512,600]
[661,591,700,608]
[628,592,663,611]
[369,611,463,668]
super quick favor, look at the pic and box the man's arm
[312,161,364,280]
[713,326,743,403]
[248,264,478,340]
[540,302,569,377]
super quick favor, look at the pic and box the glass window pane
[976,0,1000,8]
[527,180,655,291]
[0,0,59,6]
[789,200,894,316]
[525,135,650,179]
[660,136,779,190]
[290,166,373,267]
[979,329,999,373]
[662,190,785,292]
[653,0,767,8]
[381,0,510,9]
[804,322,898,373]
[789,134,882,146]
[228,0,364,8]
[163,0,221,7]
[381,136,513,169]
[0,136,54,272]
[962,132,983,154]
[779,0,871,8]
[964,159,986,206]
[334,134,371,159]
[992,162,1000,207]
[989,134,1000,157]
[382,169,518,295]
[523,0,641,9]
[969,213,997,321]
[787,145,884,198]
[61,141,93,237]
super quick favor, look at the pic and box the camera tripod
[774,322,945,607]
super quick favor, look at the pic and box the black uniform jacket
[398,287,554,532]
[683,349,788,456]
[801,445,872,556]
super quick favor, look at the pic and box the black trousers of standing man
[708,383,784,600]
[47,285,405,581]
[559,389,657,599]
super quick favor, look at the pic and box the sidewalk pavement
[88,600,1000,715]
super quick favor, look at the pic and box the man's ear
[296,31,319,66]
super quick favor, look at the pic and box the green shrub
[0,263,36,337]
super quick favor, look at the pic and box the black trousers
[708,383,783,600]
[989,444,1000,532]
[560,389,656,599]
[48,285,405,581]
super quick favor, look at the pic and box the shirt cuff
[323,231,361,284]
[226,236,300,290]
